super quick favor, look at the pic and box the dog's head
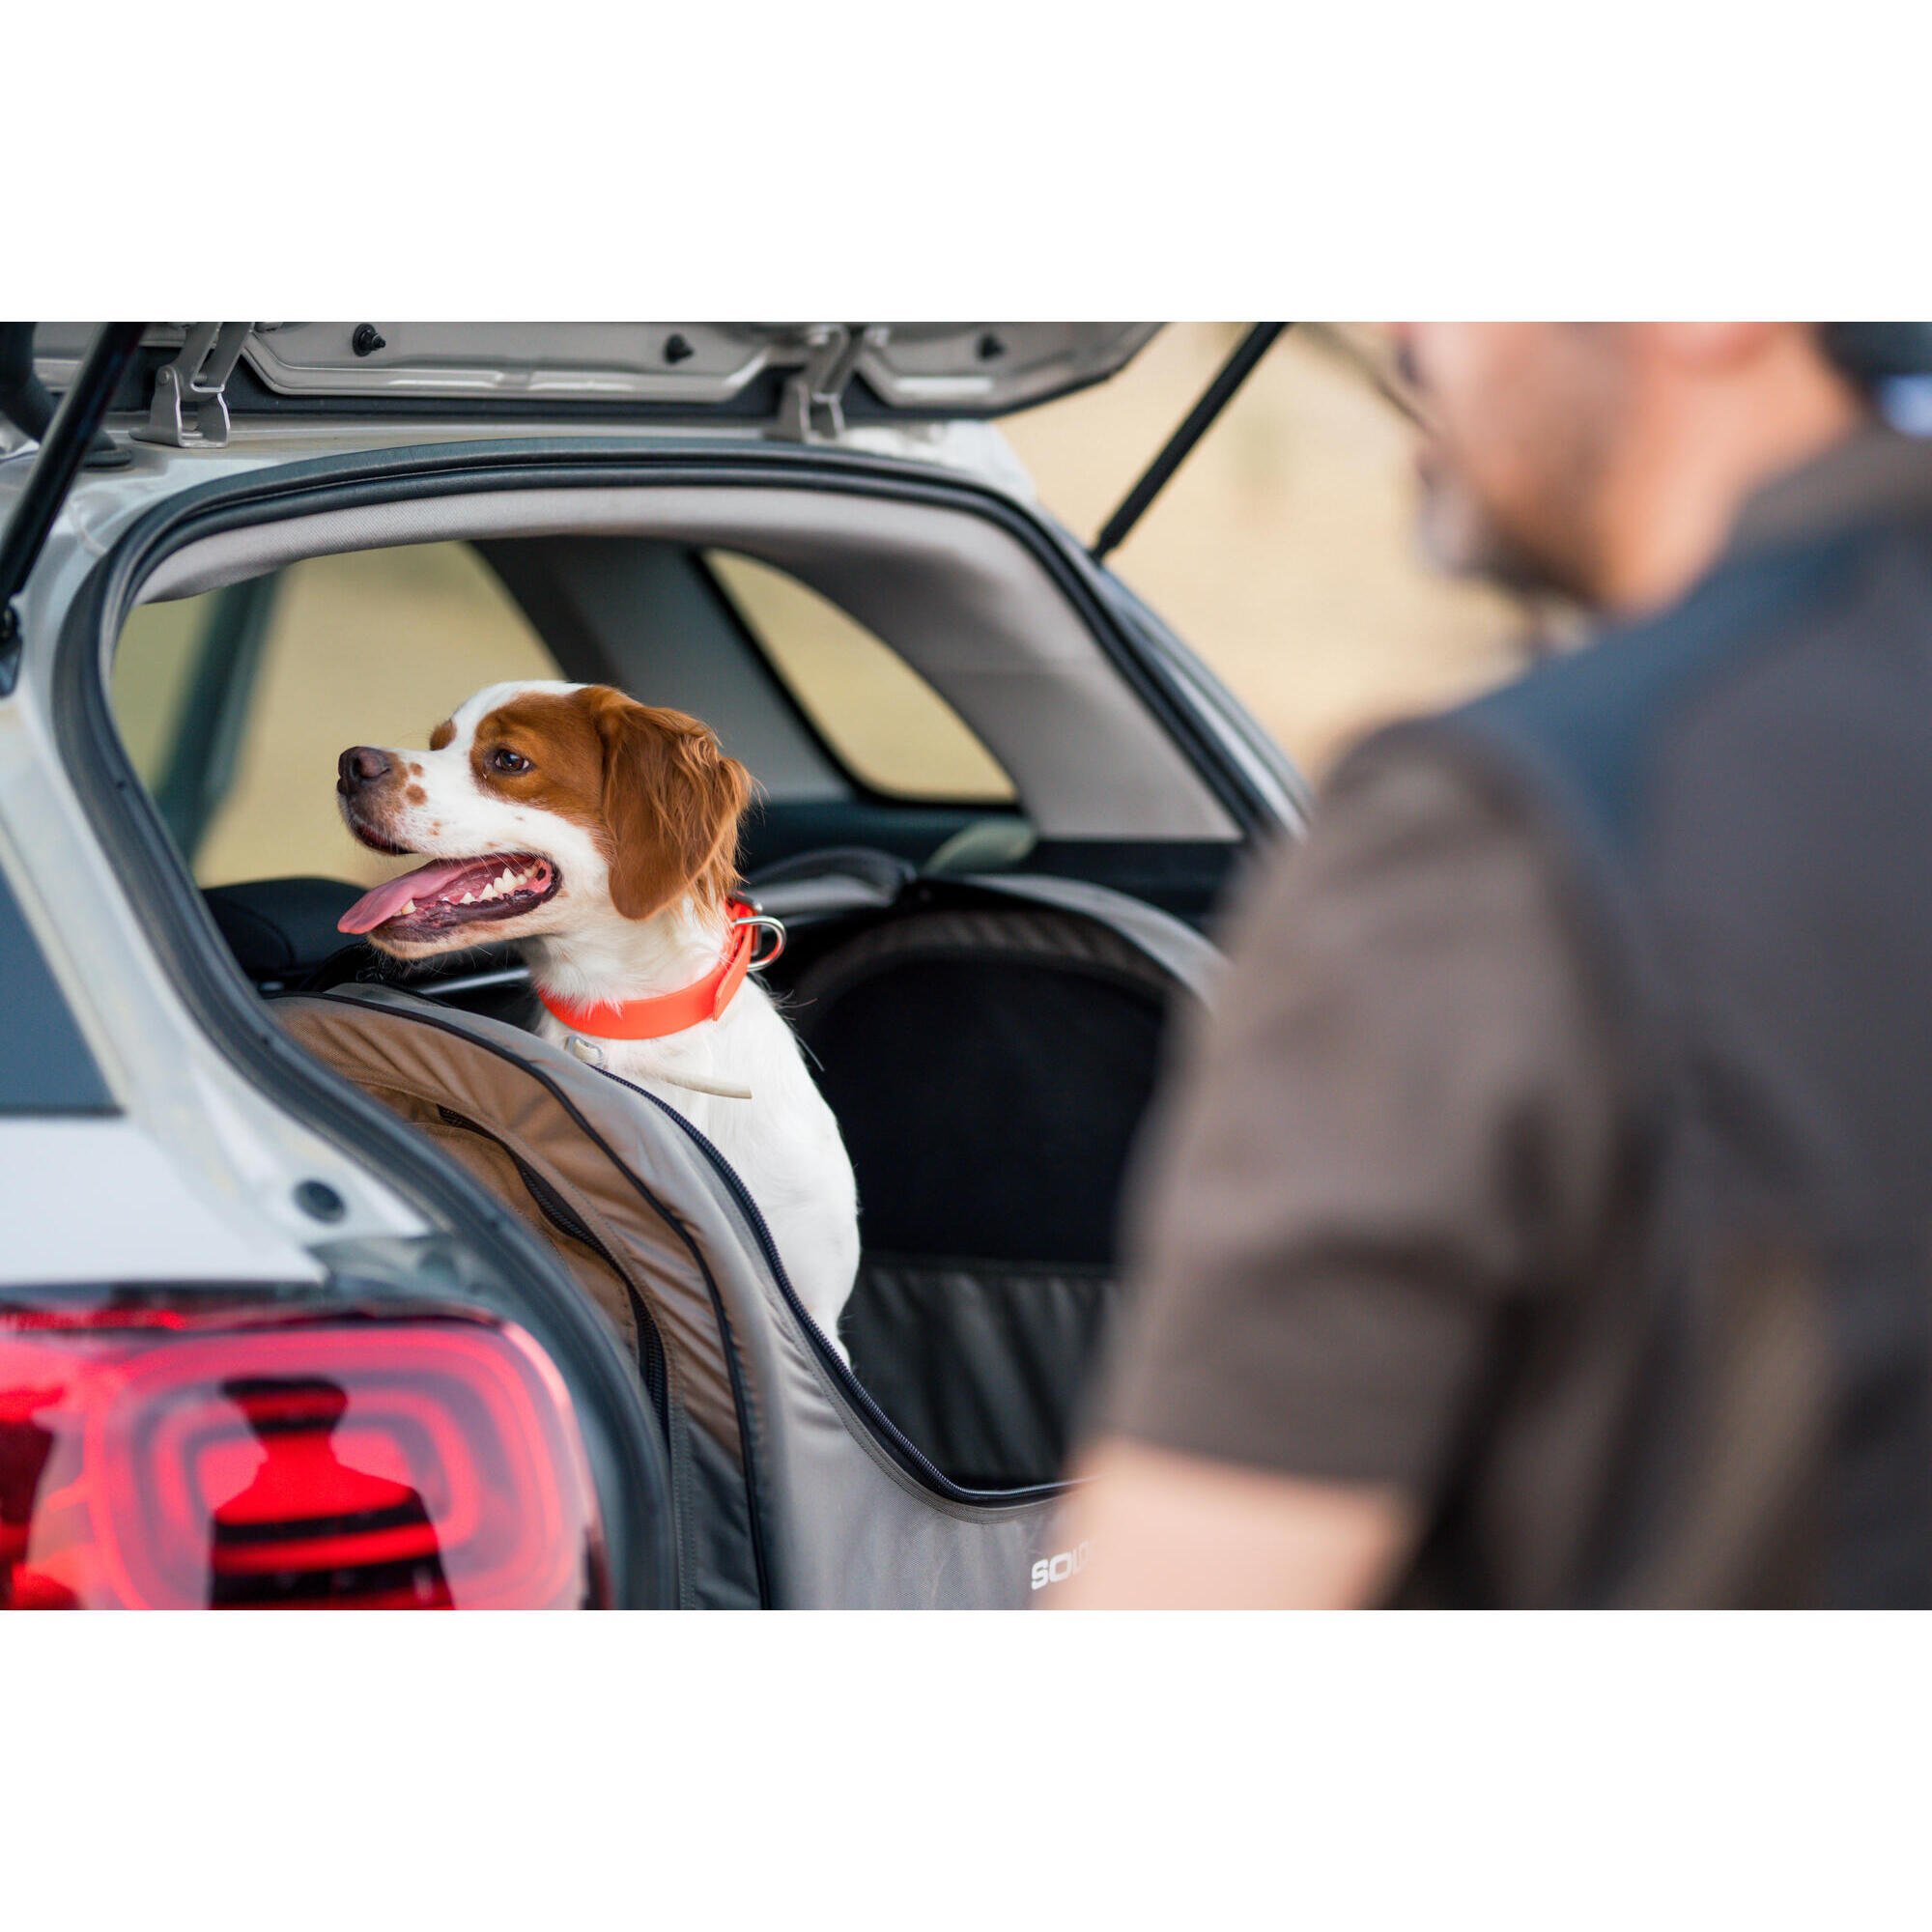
[335,680,752,959]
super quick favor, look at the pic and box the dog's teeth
[478,883,497,901]
[401,899,415,915]
[460,892,475,904]
[497,868,515,890]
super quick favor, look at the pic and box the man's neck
[1594,351,1869,615]
[524,898,725,1008]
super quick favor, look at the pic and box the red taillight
[0,1303,610,1608]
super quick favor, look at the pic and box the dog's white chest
[559,1027,753,1100]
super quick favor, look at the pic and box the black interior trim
[1021,838,1242,929]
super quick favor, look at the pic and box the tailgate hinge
[132,323,254,449]
[773,325,887,442]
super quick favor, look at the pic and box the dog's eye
[490,748,533,775]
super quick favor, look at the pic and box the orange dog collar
[538,901,781,1041]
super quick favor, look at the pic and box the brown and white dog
[333,679,860,1353]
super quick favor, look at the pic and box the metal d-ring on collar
[729,911,786,972]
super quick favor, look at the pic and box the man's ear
[593,693,751,922]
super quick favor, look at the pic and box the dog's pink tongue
[337,859,479,934]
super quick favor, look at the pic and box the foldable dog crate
[274,870,1218,1607]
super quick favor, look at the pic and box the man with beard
[1056,324,1932,1608]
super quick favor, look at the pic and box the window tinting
[0,866,114,1113]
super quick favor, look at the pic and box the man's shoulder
[1249,724,1577,980]
[1369,526,1886,854]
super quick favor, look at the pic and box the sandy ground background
[114,324,1542,888]
[1004,322,1536,774]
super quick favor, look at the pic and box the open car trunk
[23,334,1277,1605]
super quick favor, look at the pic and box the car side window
[112,542,561,888]
[703,549,1015,804]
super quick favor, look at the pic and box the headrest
[204,876,362,981]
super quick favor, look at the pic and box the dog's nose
[337,746,392,796]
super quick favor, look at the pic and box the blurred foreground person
[1058,323,1932,1607]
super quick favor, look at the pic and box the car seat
[270,867,1216,1606]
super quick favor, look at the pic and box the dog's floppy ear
[592,690,752,922]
